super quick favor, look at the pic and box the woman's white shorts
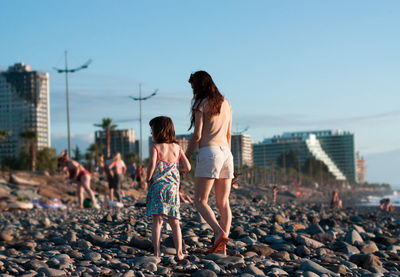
[195,146,234,179]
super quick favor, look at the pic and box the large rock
[131,255,161,266]
[273,214,287,224]
[87,233,114,247]
[10,174,40,186]
[331,241,360,254]
[349,254,382,269]
[230,226,247,239]
[0,230,14,242]
[270,251,290,261]
[247,244,275,257]
[361,241,379,254]
[300,260,339,276]
[306,223,325,235]
[193,270,217,277]
[296,235,325,248]
[130,235,153,251]
[245,264,265,275]
[345,229,364,245]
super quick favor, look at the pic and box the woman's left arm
[227,115,232,149]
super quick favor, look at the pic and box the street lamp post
[129,84,158,163]
[54,51,92,157]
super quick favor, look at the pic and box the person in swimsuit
[186,71,234,255]
[58,151,100,209]
[146,116,191,261]
[108,152,127,202]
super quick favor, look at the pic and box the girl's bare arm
[146,147,157,182]
[179,149,191,172]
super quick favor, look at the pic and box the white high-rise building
[232,134,253,168]
[0,63,50,159]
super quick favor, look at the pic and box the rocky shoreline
[1,195,399,276]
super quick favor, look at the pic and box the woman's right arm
[146,147,157,182]
[186,110,203,158]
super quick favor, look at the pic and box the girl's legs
[167,217,184,260]
[214,178,232,255]
[81,174,98,207]
[109,188,114,201]
[194,177,226,240]
[152,215,163,257]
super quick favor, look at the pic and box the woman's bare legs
[81,174,98,207]
[214,178,232,255]
[77,184,84,209]
[167,217,185,260]
[109,188,115,201]
[152,215,163,257]
[194,177,226,240]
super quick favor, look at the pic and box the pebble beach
[1,180,399,277]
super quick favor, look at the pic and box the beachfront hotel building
[95,129,138,157]
[0,63,50,160]
[356,152,366,183]
[232,134,253,168]
[253,130,356,182]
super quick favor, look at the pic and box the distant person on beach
[97,154,105,177]
[58,151,99,209]
[272,186,279,204]
[146,116,191,260]
[108,152,127,202]
[128,161,137,187]
[330,191,343,209]
[186,71,233,255]
[136,165,148,190]
[380,198,394,212]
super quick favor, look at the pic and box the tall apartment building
[0,63,50,159]
[356,152,366,183]
[95,129,138,157]
[231,134,253,168]
[253,130,356,181]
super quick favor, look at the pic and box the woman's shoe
[205,234,229,254]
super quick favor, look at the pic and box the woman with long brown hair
[186,71,234,255]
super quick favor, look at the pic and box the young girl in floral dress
[146,116,191,260]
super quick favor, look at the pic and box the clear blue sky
[1,1,400,185]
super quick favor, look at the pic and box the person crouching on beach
[186,71,234,255]
[58,151,100,209]
[146,116,191,260]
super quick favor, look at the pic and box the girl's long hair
[188,71,224,130]
[149,116,178,144]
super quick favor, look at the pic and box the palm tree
[0,129,9,142]
[86,143,104,171]
[94,118,117,159]
[20,130,38,171]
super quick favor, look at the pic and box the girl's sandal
[204,235,229,254]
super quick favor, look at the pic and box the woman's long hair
[188,71,224,130]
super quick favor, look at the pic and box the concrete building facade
[95,129,138,157]
[231,134,253,168]
[0,63,50,159]
[253,130,356,182]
